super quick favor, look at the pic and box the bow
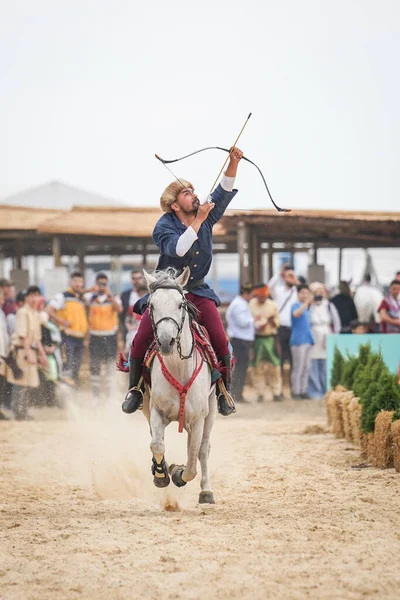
[155,146,290,213]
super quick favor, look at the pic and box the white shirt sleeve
[48,292,65,311]
[267,274,282,299]
[176,226,198,257]
[220,171,235,192]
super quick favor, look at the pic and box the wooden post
[251,231,261,285]
[142,242,148,268]
[338,247,343,283]
[237,221,248,287]
[313,244,318,264]
[16,238,24,269]
[268,244,274,280]
[77,245,85,275]
[52,236,62,268]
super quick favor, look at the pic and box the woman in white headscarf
[307,282,341,398]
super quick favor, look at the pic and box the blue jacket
[290,302,314,346]
[152,183,238,306]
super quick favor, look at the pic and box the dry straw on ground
[372,411,395,469]
[391,419,400,473]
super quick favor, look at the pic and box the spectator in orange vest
[85,273,122,405]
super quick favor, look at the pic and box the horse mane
[148,268,183,294]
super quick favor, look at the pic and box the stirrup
[122,386,144,414]
[217,385,236,416]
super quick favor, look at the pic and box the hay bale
[332,391,346,438]
[390,420,400,473]
[349,397,362,446]
[366,432,375,463]
[335,385,347,393]
[360,432,368,460]
[325,389,335,427]
[371,411,395,469]
[342,391,354,442]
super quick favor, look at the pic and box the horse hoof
[169,464,187,488]
[153,474,170,488]
[199,491,215,504]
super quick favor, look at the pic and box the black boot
[122,356,145,414]
[217,355,236,416]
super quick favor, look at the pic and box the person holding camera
[268,264,299,391]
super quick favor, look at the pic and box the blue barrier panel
[326,334,400,384]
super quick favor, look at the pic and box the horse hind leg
[150,407,170,488]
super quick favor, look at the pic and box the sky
[1,0,399,212]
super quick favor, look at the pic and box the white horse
[142,267,217,504]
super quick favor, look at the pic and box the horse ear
[143,269,157,287]
[176,266,191,289]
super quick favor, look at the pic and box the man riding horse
[122,146,244,417]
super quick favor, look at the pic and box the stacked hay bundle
[341,391,355,442]
[325,389,335,427]
[326,345,400,470]
[332,390,346,438]
[391,420,400,472]
[372,411,395,469]
[348,396,362,447]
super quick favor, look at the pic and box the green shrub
[353,351,386,399]
[360,367,400,433]
[352,344,373,396]
[342,354,359,390]
[330,346,345,388]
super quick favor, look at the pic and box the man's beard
[181,198,200,214]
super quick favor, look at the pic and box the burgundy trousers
[130,293,229,359]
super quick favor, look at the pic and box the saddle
[116,321,228,386]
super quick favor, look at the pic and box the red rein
[156,348,204,433]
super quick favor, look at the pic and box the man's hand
[39,354,48,368]
[229,147,243,163]
[191,202,215,232]
[225,147,243,178]
[26,350,37,365]
[280,263,290,278]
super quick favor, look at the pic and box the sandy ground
[1,386,400,600]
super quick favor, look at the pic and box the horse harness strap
[155,347,205,433]
[149,284,195,360]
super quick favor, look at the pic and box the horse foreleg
[198,389,217,504]
[175,417,204,485]
[150,407,170,488]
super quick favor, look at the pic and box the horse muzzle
[158,336,176,356]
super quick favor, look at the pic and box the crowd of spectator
[225,266,400,404]
[0,265,399,419]
[0,270,147,420]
